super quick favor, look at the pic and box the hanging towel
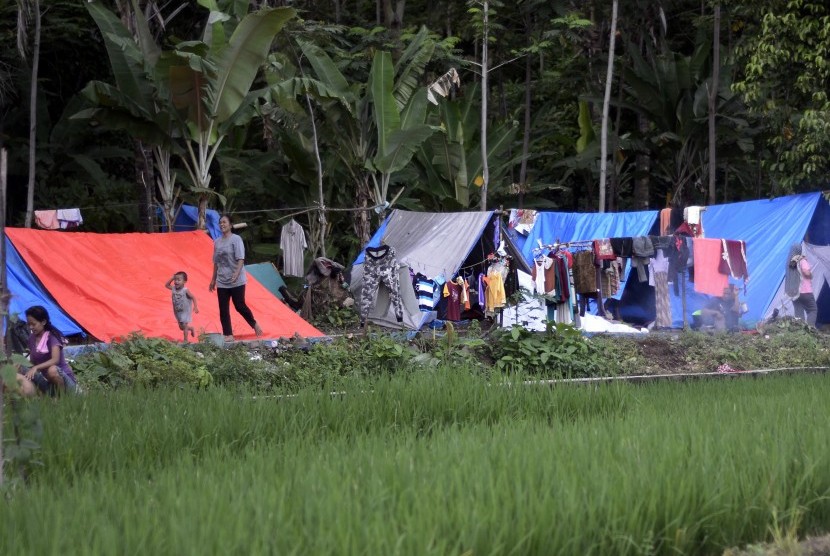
[692,238,729,295]
[718,239,749,281]
[34,210,60,230]
[56,208,83,229]
[684,206,705,225]
[660,208,673,236]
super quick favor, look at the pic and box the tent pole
[681,269,688,329]
[0,148,7,487]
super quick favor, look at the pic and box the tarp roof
[353,210,496,278]
[513,193,828,327]
[519,209,660,263]
[6,228,323,342]
[5,237,83,336]
[665,191,823,326]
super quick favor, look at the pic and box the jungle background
[0,0,828,267]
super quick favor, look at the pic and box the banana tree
[76,0,183,232]
[289,27,437,243]
[409,82,519,210]
[162,1,295,228]
[77,1,295,229]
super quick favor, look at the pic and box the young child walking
[165,271,199,342]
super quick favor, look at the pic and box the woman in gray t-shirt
[209,214,263,341]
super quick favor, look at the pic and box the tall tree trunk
[135,141,155,232]
[382,0,404,34]
[354,175,372,247]
[598,0,618,214]
[23,0,40,229]
[304,92,327,258]
[608,70,625,212]
[707,3,721,206]
[479,0,490,211]
[518,52,532,209]
[634,113,650,209]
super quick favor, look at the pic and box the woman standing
[16,305,78,397]
[785,243,817,327]
[209,214,263,341]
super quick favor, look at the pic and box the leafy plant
[489,323,605,377]
[73,334,212,389]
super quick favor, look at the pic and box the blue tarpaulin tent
[513,192,830,328]
[519,209,660,305]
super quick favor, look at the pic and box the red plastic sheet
[7,228,324,342]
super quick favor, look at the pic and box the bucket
[205,333,226,347]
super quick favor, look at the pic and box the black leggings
[217,285,257,335]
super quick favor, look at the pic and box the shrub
[73,335,212,389]
[488,323,606,378]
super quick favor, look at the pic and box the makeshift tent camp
[351,210,529,329]
[6,228,324,342]
[516,208,660,312]
[511,192,830,328]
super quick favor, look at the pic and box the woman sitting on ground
[16,305,78,397]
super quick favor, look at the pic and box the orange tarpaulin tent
[6,228,324,342]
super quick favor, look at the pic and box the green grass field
[3,371,830,555]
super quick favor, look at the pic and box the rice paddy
[3,371,830,555]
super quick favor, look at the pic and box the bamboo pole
[0,148,7,486]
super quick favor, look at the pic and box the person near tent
[15,305,78,397]
[785,243,817,327]
[166,271,199,342]
[695,285,742,331]
[209,214,263,342]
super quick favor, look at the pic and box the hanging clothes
[631,236,655,282]
[649,251,672,328]
[444,280,462,321]
[279,219,308,277]
[34,210,60,230]
[359,245,404,323]
[692,238,729,295]
[56,208,83,229]
[718,239,749,282]
[572,250,597,295]
[414,274,436,311]
[484,265,507,312]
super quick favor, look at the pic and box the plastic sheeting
[519,210,660,263]
[352,210,494,278]
[158,204,222,239]
[6,228,323,342]
[5,237,84,336]
[665,192,822,327]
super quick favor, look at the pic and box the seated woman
[16,306,78,397]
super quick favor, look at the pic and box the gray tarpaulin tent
[350,210,529,329]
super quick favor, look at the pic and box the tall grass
[3,373,830,555]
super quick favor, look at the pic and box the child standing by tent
[166,271,199,342]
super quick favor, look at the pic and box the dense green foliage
[3,372,830,554]
[2,0,828,264]
[65,319,830,394]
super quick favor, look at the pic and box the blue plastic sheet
[158,204,222,239]
[5,237,84,336]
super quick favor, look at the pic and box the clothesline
[532,239,594,253]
